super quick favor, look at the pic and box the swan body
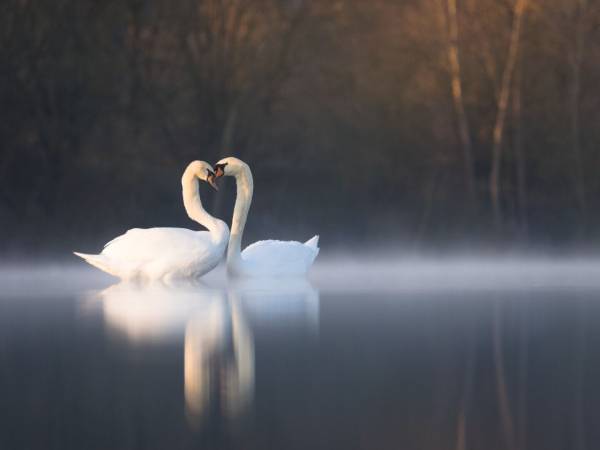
[213,157,319,278]
[75,161,229,281]
[238,236,320,277]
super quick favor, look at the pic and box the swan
[74,161,229,281]
[213,157,319,277]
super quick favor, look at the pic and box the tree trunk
[513,65,528,240]
[570,0,587,233]
[489,0,529,229]
[414,164,439,250]
[435,0,476,204]
[466,0,499,100]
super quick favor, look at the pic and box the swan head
[187,161,219,192]
[213,157,245,179]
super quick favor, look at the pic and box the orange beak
[207,174,219,192]
[214,166,225,179]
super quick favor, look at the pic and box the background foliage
[2,0,600,255]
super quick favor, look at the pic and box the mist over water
[3,256,600,294]
[1,258,600,449]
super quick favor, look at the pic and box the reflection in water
[4,275,600,450]
[229,277,319,333]
[90,281,221,344]
[85,278,319,431]
[183,292,254,428]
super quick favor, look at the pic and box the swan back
[236,236,319,277]
[77,227,228,280]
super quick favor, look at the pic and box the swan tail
[73,252,114,274]
[304,235,320,252]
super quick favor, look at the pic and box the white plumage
[213,157,319,278]
[74,161,228,281]
[238,237,320,277]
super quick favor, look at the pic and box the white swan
[74,161,229,281]
[213,157,319,277]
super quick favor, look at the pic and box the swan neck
[182,170,219,235]
[228,164,253,264]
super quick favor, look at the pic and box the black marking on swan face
[213,163,228,179]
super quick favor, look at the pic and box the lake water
[1,259,600,450]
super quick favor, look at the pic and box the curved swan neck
[228,163,253,265]
[182,168,220,235]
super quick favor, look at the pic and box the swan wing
[76,227,223,279]
[102,228,214,263]
[103,228,145,248]
[241,239,319,276]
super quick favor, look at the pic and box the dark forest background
[2,0,600,257]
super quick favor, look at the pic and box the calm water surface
[1,261,600,450]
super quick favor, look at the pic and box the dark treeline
[2,0,600,256]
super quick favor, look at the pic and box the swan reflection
[84,278,319,430]
[183,291,254,427]
[228,277,319,334]
[94,281,220,345]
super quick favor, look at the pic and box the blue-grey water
[1,259,600,450]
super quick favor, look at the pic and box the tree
[434,0,476,204]
[569,0,589,230]
[489,0,530,228]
